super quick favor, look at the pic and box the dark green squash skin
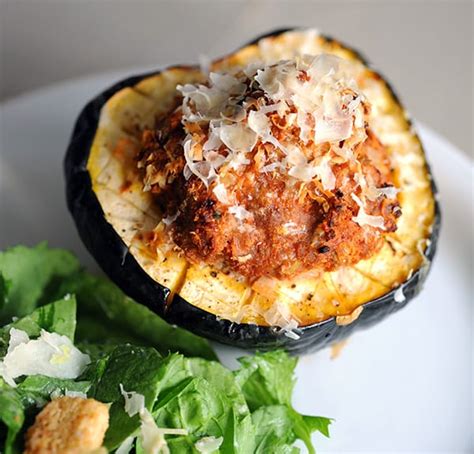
[64,29,441,354]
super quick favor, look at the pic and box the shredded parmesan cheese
[219,123,257,153]
[228,204,252,221]
[394,286,406,303]
[366,185,399,201]
[177,52,369,197]
[195,436,223,453]
[0,329,90,388]
[64,390,88,399]
[351,194,386,230]
[119,385,188,454]
[116,436,135,454]
[263,301,301,339]
[417,238,432,268]
[212,182,231,204]
[119,384,145,417]
[140,409,187,454]
[162,211,180,226]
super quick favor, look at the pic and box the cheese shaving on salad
[195,436,224,453]
[0,328,90,387]
[119,385,188,454]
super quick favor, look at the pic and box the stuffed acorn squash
[65,29,440,353]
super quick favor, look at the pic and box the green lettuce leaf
[95,351,255,453]
[183,358,248,413]
[219,407,255,454]
[235,351,331,454]
[0,380,24,454]
[153,356,254,453]
[91,345,163,450]
[234,350,297,410]
[302,413,332,438]
[286,407,332,454]
[252,405,300,454]
[16,376,90,412]
[252,405,331,454]
[0,274,10,314]
[0,243,80,323]
[153,378,254,454]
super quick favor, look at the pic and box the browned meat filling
[137,104,400,281]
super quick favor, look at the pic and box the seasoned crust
[137,109,400,281]
[137,106,185,193]
[24,397,109,454]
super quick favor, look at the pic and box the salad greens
[0,243,81,323]
[0,244,331,453]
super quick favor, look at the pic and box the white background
[0,0,472,158]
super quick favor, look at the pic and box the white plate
[0,71,472,453]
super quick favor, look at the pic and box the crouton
[24,396,109,454]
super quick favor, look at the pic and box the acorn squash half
[65,29,440,353]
